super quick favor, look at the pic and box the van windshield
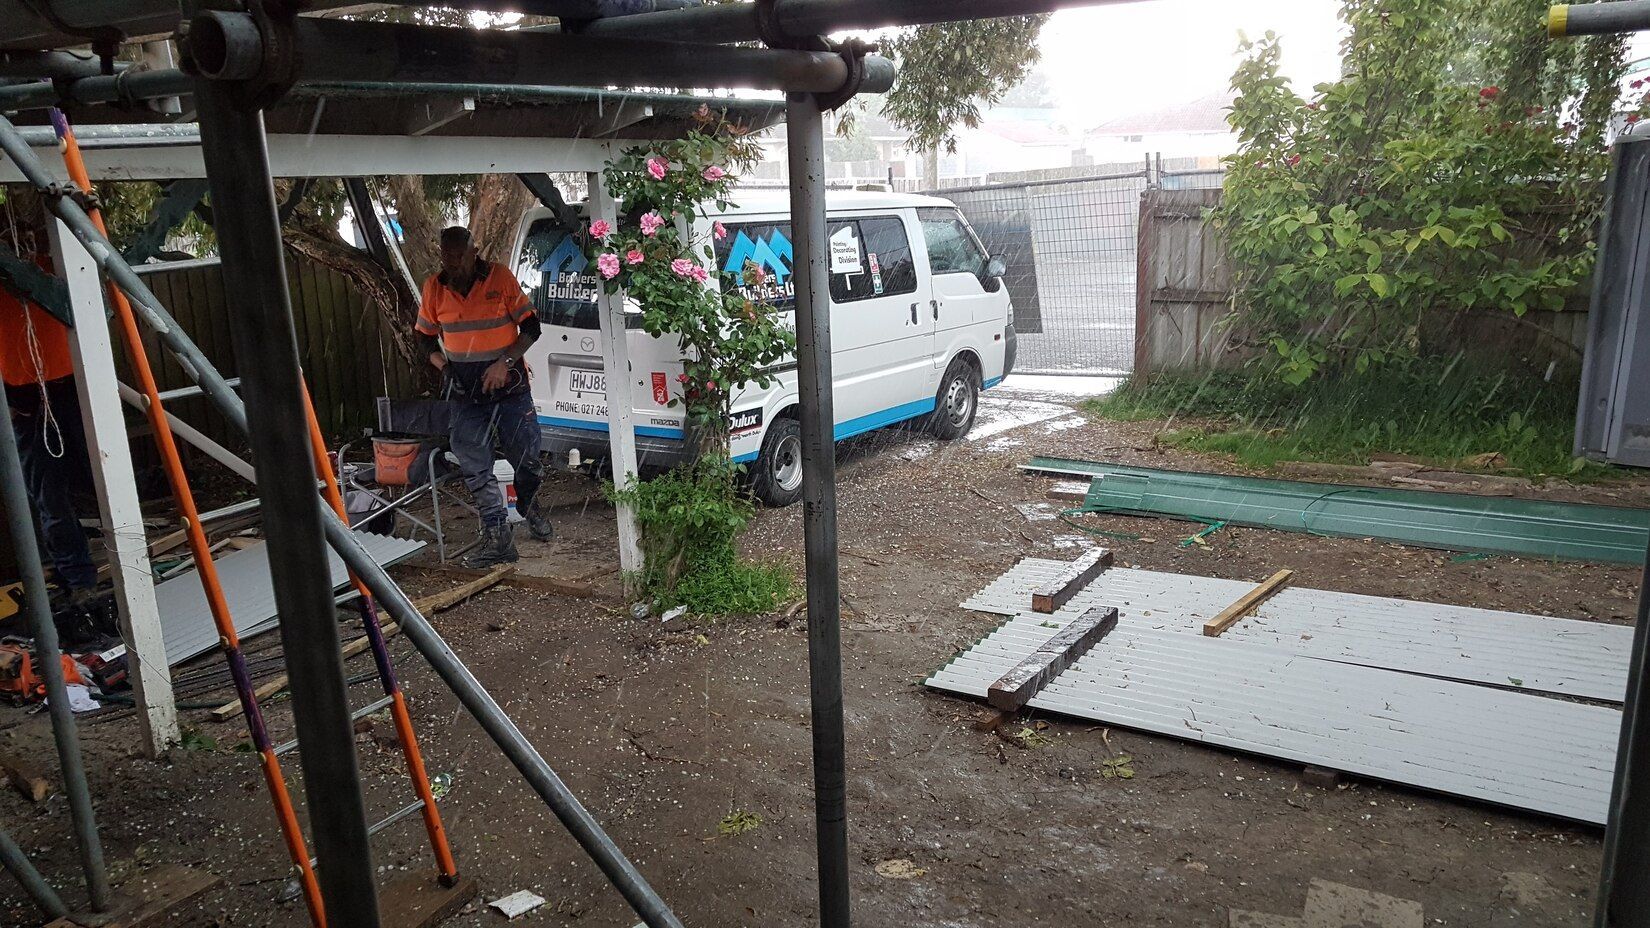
[515,217,605,330]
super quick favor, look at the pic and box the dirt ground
[1,377,1643,928]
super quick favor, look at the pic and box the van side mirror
[986,255,1007,278]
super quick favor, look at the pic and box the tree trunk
[923,147,939,189]
[387,174,443,285]
[283,223,433,391]
[468,173,534,265]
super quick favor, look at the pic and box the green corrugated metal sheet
[1025,457,1650,565]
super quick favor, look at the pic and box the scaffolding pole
[0,820,69,920]
[192,79,382,928]
[0,352,110,914]
[786,91,851,928]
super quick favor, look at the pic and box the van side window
[827,221,871,303]
[856,217,918,299]
[715,221,797,311]
[916,207,988,278]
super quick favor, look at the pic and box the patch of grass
[666,550,796,617]
[1082,361,1614,480]
[716,810,763,836]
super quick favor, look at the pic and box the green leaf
[1367,273,1390,297]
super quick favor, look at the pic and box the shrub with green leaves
[1218,0,1630,382]
[607,458,794,616]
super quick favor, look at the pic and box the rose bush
[589,107,798,611]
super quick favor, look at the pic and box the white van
[510,190,1016,506]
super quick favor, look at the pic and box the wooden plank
[0,752,51,801]
[207,565,512,721]
[53,219,179,758]
[1202,569,1294,637]
[1149,287,1231,304]
[988,606,1120,710]
[415,563,605,600]
[49,864,222,927]
[379,872,479,928]
[1030,548,1112,614]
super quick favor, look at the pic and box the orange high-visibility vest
[0,289,73,387]
[416,261,534,363]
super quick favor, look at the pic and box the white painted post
[587,171,644,575]
[49,219,178,757]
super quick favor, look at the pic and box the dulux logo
[722,228,793,284]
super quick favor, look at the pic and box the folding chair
[337,398,477,562]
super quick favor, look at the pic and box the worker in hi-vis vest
[415,225,552,567]
[1,200,109,646]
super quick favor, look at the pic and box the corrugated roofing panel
[927,611,1619,824]
[155,531,426,667]
[963,559,1631,702]
[1021,457,1650,564]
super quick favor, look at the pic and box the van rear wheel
[929,359,980,440]
[750,417,804,507]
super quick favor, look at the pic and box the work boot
[463,523,519,568]
[522,501,554,542]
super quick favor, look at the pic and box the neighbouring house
[750,105,1088,188]
[1084,91,1238,165]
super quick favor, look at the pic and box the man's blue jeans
[449,390,544,528]
[8,377,97,590]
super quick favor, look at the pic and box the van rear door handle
[931,299,940,320]
[909,303,918,325]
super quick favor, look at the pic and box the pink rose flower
[713,221,727,240]
[625,249,645,265]
[647,157,669,180]
[670,258,696,278]
[702,165,727,182]
[589,219,612,240]
[689,264,709,283]
[596,253,621,279]
[747,267,766,285]
[676,373,689,383]
[640,211,665,237]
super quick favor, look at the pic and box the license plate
[567,369,605,395]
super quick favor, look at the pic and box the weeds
[609,458,796,616]
[1082,359,1611,480]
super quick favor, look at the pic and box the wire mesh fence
[924,166,1227,376]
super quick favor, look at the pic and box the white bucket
[492,459,525,523]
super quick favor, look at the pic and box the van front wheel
[929,360,980,440]
[750,417,805,507]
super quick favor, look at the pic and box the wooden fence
[129,253,424,457]
[1134,187,1590,376]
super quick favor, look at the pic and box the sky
[1036,0,1348,131]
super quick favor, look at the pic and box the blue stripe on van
[834,397,936,441]
[982,376,1002,389]
[550,397,936,462]
[536,414,685,440]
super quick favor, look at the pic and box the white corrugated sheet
[154,531,426,666]
[962,559,1630,702]
[927,610,1619,824]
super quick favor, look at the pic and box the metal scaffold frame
[0,2,1262,927]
